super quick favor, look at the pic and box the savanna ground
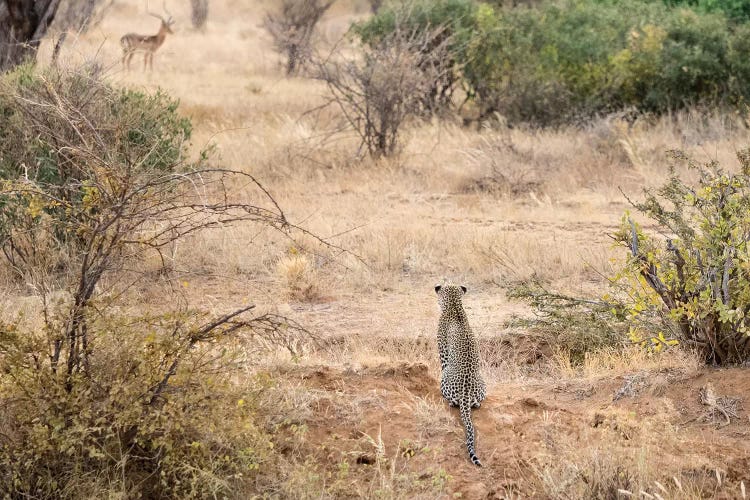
[12,0,750,497]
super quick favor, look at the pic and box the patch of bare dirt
[278,363,750,499]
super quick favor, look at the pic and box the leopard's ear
[434,285,442,294]
[460,285,467,294]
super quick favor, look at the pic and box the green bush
[613,150,750,365]
[0,313,275,498]
[662,0,750,23]
[357,0,750,126]
[0,64,191,186]
[468,0,748,125]
[512,149,750,365]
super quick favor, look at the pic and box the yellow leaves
[650,331,679,353]
[627,326,642,344]
[640,24,666,53]
[629,327,678,353]
[26,195,45,218]
[81,183,100,211]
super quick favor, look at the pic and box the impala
[120,8,174,71]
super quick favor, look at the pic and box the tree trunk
[0,0,62,72]
[190,0,208,30]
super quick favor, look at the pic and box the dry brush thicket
[317,25,453,157]
[0,64,324,497]
[263,0,335,75]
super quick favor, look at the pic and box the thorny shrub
[0,64,313,497]
[318,24,452,157]
[264,0,334,75]
[352,0,470,115]
[512,149,750,365]
[507,281,628,363]
[614,149,750,364]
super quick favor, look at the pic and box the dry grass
[552,346,704,381]
[4,0,749,497]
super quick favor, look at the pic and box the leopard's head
[434,284,467,313]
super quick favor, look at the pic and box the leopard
[434,284,487,466]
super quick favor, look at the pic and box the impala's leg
[125,51,134,71]
[143,52,148,71]
[149,52,154,71]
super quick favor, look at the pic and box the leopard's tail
[459,399,481,466]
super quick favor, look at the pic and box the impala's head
[434,284,467,312]
[148,2,174,34]
[149,14,174,34]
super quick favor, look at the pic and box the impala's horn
[163,1,174,25]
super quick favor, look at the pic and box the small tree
[353,0,472,116]
[264,0,335,75]
[0,0,62,72]
[190,0,209,29]
[514,149,750,365]
[318,26,451,157]
[506,148,750,367]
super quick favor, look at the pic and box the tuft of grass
[276,251,322,301]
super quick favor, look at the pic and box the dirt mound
[294,361,436,396]
[277,363,750,499]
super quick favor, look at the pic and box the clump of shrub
[357,0,750,126]
[0,64,311,497]
[512,149,750,365]
[276,249,321,301]
[318,23,452,156]
[264,0,335,75]
[351,0,474,115]
[613,150,750,364]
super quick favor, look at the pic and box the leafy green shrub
[467,0,748,125]
[662,0,750,23]
[0,64,311,497]
[358,0,750,126]
[512,149,750,365]
[613,150,750,364]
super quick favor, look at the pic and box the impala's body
[121,14,174,71]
